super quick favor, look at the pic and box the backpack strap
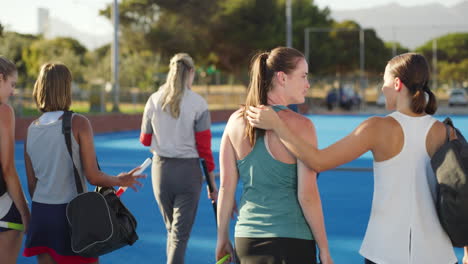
[62,111,84,194]
[443,117,454,143]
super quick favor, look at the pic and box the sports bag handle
[62,111,84,194]
[442,117,466,143]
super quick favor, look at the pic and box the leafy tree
[119,50,161,91]
[384,42,410,57]
[438,59,468,88]
[83,44,111,86]
[416,33,468,63]
[0,32,39,87]
[22,37,87,82]
[316,20,390,75]
[415,33,468,84]
[100,0,334,77]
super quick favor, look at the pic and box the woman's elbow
[304,162,324,173]
[1,165,16,180]
[298,192,314,207]
[85,172,101,186]
[315,165,325,173]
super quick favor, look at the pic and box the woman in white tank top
[246,53,465,264]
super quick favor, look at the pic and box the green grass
[16,101,146,117]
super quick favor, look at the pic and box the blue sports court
[14,114,468,263]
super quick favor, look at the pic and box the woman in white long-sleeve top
[140,53,218,264]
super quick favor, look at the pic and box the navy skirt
[23,201,97,264]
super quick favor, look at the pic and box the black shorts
[0,199,22,232]
[235,237,317,264]
[365,258,457,264]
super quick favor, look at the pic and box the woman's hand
[207,186,219,202]
[319,249,333,264]
[20,209,31,233]
[463,246,468,264]
[207,171,219,201]
[216,238,234,263]
[246,105,280,130]
[117,167,146,191]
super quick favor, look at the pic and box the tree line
[0,0,467,92]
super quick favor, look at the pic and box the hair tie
[422,82,430,92]
[260,52,272,83]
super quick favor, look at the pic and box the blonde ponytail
[160,53,194,118]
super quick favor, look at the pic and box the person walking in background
[216,47,333,264]
[23,62,144,264]
[247,53,464,264]
[140,53,218,264]
[0,56,31,264]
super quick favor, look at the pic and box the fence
[10,73,458,117]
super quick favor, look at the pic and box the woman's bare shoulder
[277,110,315,137]
[0,103,13,117]
[428,119,447,141]
[0,103,14,125]
[71,113,92,132]
[226,109,246,128]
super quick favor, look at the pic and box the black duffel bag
[431,117,468,247]
[66,186,138,257]
[62,111,138,257]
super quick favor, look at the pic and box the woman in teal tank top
[215,47,333,264]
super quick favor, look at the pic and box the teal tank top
[234,105,313,240]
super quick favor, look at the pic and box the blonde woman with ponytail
[247,53,463,264]
[216,47,333,264]
[140,53,218,264]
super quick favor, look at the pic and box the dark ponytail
[423,83,437,114]
[243,47,305,146]
[387,53,438,115]
[244,52,271,146]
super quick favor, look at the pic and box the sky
[314,0,464,10]
[0,0,465,36]
[1,0,112,35]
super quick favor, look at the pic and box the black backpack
[62,111,138,257]
[431,117,468,247]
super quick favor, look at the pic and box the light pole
[432,38,438,90]
[111,0,120,112]
[286,0,292,48]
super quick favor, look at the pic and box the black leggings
[235,237,317,264]
[365,258,458,264]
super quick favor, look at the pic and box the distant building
[38,7,50,36]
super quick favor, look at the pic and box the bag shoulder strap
[62,111,84,194]
[442,117,453,143]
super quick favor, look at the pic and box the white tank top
[360,111,456,264]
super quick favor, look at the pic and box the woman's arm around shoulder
[72,114,144,190]
[249,106,383,172]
